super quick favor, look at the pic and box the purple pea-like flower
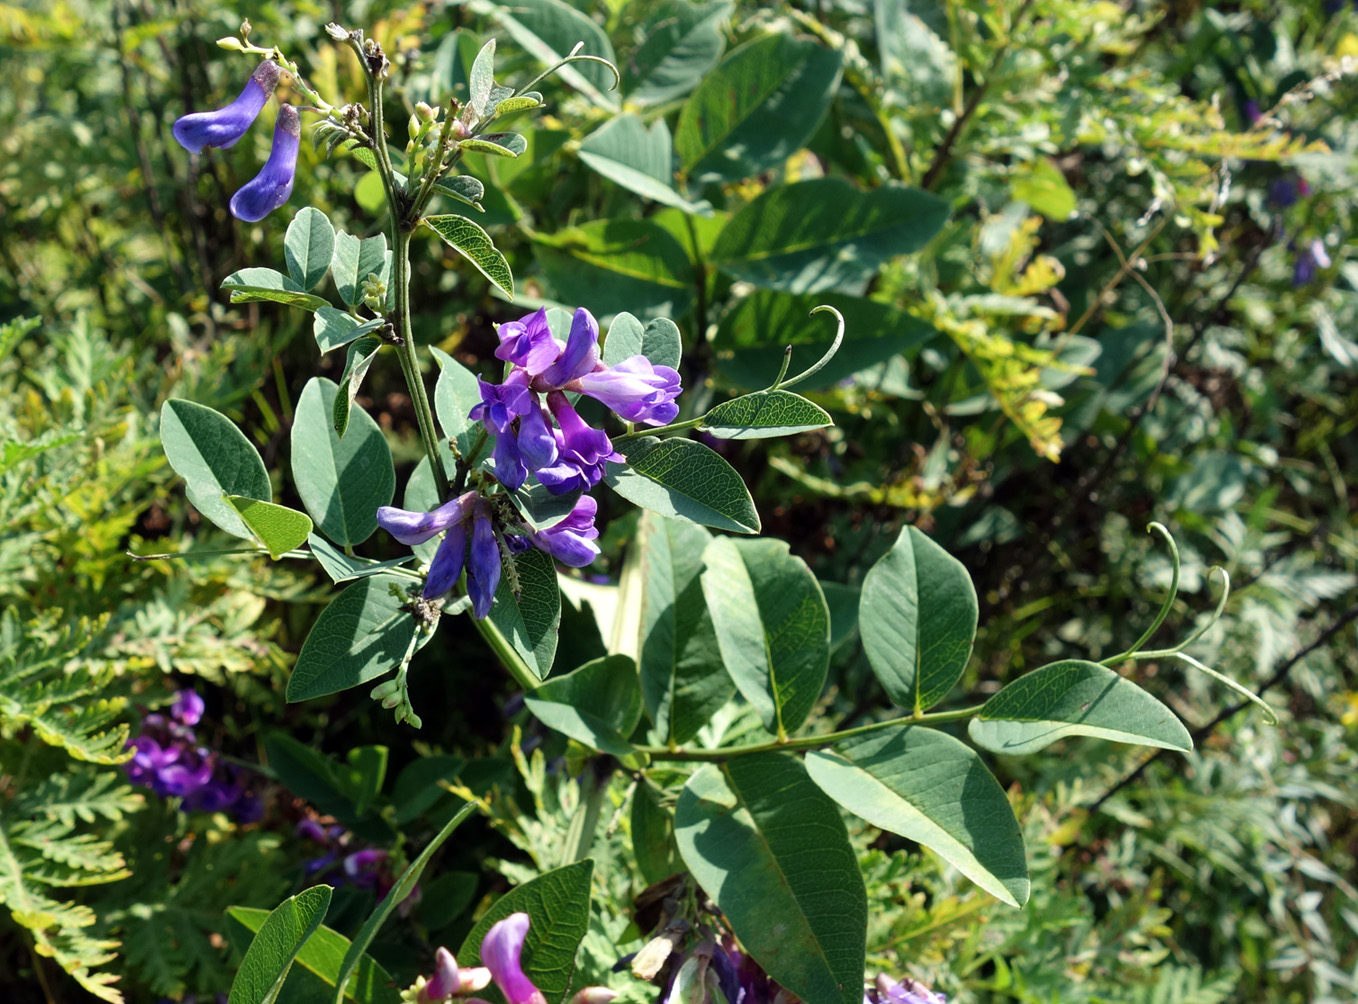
[343,848,388,888]
[376,492,476,546]
[481,913,547,1004]
[172,688,205,727]
[870,974,946,1004]
[173,61,280,153]
[575,355,682,426]
[528,495,601,567]
[533,391,622,495]
[537,308,601,389]
[425,520,468,600]
[1293,237,1332,286]
[230,104,301,223]
[466,500,502,618]
[495,308,561,375]
[471,373,534,435]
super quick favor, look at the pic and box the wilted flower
[482,913,547,1004]
[173,61,280,153]
[230,104,301,222]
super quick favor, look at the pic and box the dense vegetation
[1,1,1356,1002]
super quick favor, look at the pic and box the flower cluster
[375,306,679,618]
[173,61,300,222]
[405,912,616,1004]
[864,974,946,1004]
[124,689,261,820]
[475,307,681,494]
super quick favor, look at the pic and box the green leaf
[285,575,417,701]
[623,0,732,106]
[0,430,81,477]
[525,655,642,755]
[637,513,732,745]
[263,732,387,838]
[221,268,331,312]
[495,94,544,115]
[458,136,523,158]
[710,179,950,293]
[805,725,1029,907]
[490,0,618,110]
[434,175,487,212]
[469,38,497,118]
[160,399,270,540]
[227,885,332,1004]
[578,115,707,214]
[291,377,395,548]
[674,754,865,1004]
[631,778,682,885]
[712,289,936,390]
[431,345,485,457]
[424,214,514,299]
[967,659,1194,755]
[605,437,759,534]
[601,313,683,370]
[702,390,832,439]
[392,755,466,825]
[313,307,386,355]
[675,33,842,183]
[284,207,336,291]
[859,526,977,713]
[225,910,401,1004]
[534,219,693,319]
[0,315,39,368]
[334,336,384,439]
[226,497,313,560]
[307,534,413,584]
[700,537,829,735]
[335,804,477,1003]
[1012,157,1077,221]
[511,481,582,532]
[458,860,595,1004]
[486,547,560,681]
[332,231,389,308]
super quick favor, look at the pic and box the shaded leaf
[160,399,270,540]
[605,437,759,534]
[702,390,832,439]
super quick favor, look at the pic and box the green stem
[638,705,986,762]
[613,416,705,446]
[1101,522,1179,666]
[472,615,541,693]
[393,229,450,499]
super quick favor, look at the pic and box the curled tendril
[770,305,846,391]
[518,42,621,96]
[1102,521,1179,666]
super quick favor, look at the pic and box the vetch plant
[143,16,1276,1004]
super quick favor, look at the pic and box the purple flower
[424,947,460,1001]
[467,500,502,618]
[472,375,555,492]
[528,495,601,567]
[230,104,301,223]
[156,747,215,797]
[471,373,534,435]
[425,520,468,600]
[481,913,546,1004]
[495,308,560,375]
[173,61,280,153]
[537,308,601,389]
[376,492,475,546]
[533,392,622,495]
[343,848,388,888]
[1294,238,1332,286]
[869,974,946,1004]
[575,356,682,425]
[172,689,205,727]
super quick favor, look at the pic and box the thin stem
[472,615,542,693]
[638,705,986,762]
[393,229,450,498]
[775,305,845,390]
[612,416,705,446]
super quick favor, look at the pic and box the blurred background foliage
[1,0,1356,1001]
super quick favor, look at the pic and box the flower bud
[409,113,422,142]
[569,988,618,1004]
[370,679,400,701]
[416,101,437,122]
[457,967,492,993]
[217,37,246,51]
[240,18,252,38]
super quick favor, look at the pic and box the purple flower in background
[230,104,301,222]
[575,355,682,425]
[173,61,280,153]
[482,913,547,1004]
[343,848,389,888]
[172,688,205,726]
[527,495,601,567]
[1294,238,1333,286]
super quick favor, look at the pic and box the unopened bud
[630,934,676,981]
[325,22,350,41]
[457,967,492,993]
[239,18,251,38]
[370,679,400,701]
[408,113,421,142]
[569,988,618,1004]
[416,101,437,122]
[216,37,246,52]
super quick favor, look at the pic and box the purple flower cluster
[409,912,615,1004]
[124,689,260,820]
[475,307,680,494]
[173,61,300,222]
[865,974,946,1004]
[376,306,678,619]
